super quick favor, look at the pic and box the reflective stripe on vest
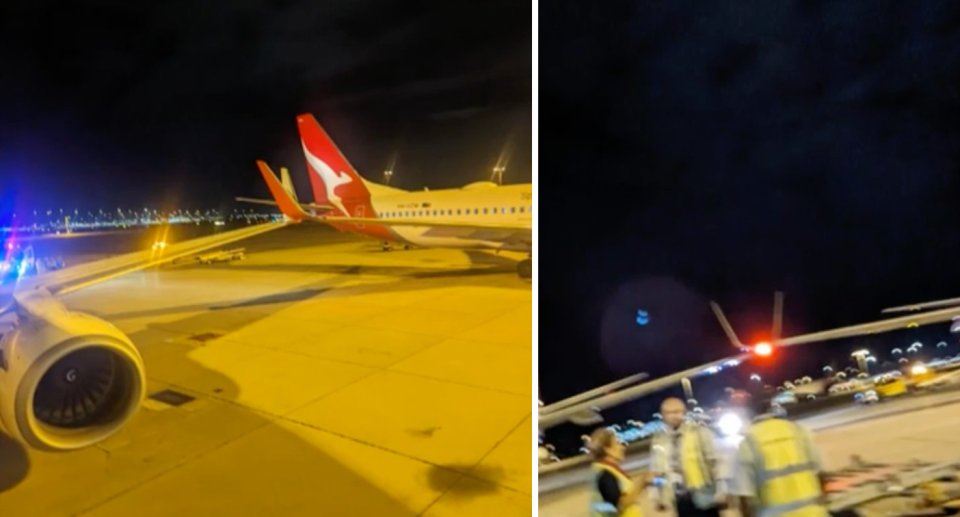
[590,463,643,517]
[680,425,712,490]
[743,419,826,517]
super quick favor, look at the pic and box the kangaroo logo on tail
[297,113,372,217]
[301,141,352,216]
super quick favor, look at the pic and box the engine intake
[0,295,145,451]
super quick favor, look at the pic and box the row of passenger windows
[380,206,534,218]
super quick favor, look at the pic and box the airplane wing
[0,221,287,451]
[881,296,960,314]
[710,295,960,350]
[235,197,334,212]
[538,355,748,429]
[775,304,960,347]
[253,160,531,242]
[1,221,286,301]
[540,373,649,415]
[540,293,960,430]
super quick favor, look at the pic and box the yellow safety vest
[741,419,828,517]
[652,424,714,501]
[590,462,643,517]
[680,425,712,490]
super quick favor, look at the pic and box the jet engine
[0,289,145,451]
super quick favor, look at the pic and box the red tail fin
[296,114,372,217]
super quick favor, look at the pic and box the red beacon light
[753,342,773,356]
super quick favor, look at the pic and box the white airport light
[717,413,743,437]
[911,364,928,376]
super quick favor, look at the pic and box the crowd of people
[587,394,827,517]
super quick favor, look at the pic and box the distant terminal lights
[0,209,277,233]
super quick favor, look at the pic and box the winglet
[710,301,745,349]
[772,291,784,341]
[279,167,298,202]
[256,161,310,222]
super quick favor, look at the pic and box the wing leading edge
[2,221,286,299]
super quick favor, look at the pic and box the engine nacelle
[0,290,145,451]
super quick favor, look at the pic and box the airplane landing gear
[517,258,533,279]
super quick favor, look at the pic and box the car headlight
[717,412,743,437]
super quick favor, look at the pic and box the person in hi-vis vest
[650,398,729,517]
[587,427,645,517]
[731,396,828,517]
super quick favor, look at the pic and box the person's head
[661,397,687,429]
[588,428,625,462]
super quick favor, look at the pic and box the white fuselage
[368,182,533,252]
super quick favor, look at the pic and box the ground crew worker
[732,396,829,517]
[650,397,728,517]
[587,427,644,517]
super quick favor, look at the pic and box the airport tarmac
[0,224,532,516]
[539,390,960,516]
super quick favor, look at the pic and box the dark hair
[587,428,618,460]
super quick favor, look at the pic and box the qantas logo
[302,140,352,216]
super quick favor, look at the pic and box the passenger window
[510,207,516,213]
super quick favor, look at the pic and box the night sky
[540,0,960,423]
[0,1,532,214]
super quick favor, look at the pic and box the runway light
[754,343,773,356]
